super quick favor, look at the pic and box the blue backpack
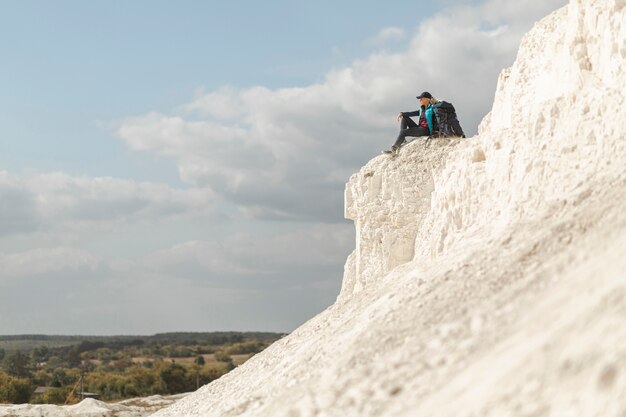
[431,101,465,138]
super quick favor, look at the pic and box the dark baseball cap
[416,91,433,99]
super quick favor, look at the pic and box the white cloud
[478,0,567,27]
[180,86,248,121]
[115,222,354,282]
[0,221,354,333]
[0,247,99,279]
[369,26,406,47]
[0,170,216,237]
[0,181,40,236]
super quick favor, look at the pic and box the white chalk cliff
[151,0,626,416]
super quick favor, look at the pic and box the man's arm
[402,110,420,117]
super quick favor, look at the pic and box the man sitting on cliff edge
[384,91,466,155]
[384,91,435,155]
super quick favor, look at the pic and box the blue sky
[0,1,436,182]
[0,0,566,335]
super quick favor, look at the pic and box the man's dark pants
[393,115,430,150]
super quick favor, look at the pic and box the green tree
[51,368,67,387]
[111,358,133,371]
[199,366,223,385]
[125,365,164,397]
[0,348,5,361]
[31,369,51,387]
[42,387,73,404]
[46,355,65,369]
[31,346,50,364]
[159,363,189,394]
[213,350,232,363]
[64,346,82,367]
[2,351,31,378]
[0,371,33,404]
[226,341,264,355]
[194,355,205,366]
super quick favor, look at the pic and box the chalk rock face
[153,1,626,416]
[339,138,461,300]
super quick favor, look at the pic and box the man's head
[416,91,433,106]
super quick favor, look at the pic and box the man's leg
[392,116,419,150]
[393,124,429,151]
[401,115,418,129]
[392,134,405,150]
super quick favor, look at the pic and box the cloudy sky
[0,0,566,335]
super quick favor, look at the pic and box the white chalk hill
[154,1,625,416]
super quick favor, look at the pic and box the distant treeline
[0,332,286,352]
